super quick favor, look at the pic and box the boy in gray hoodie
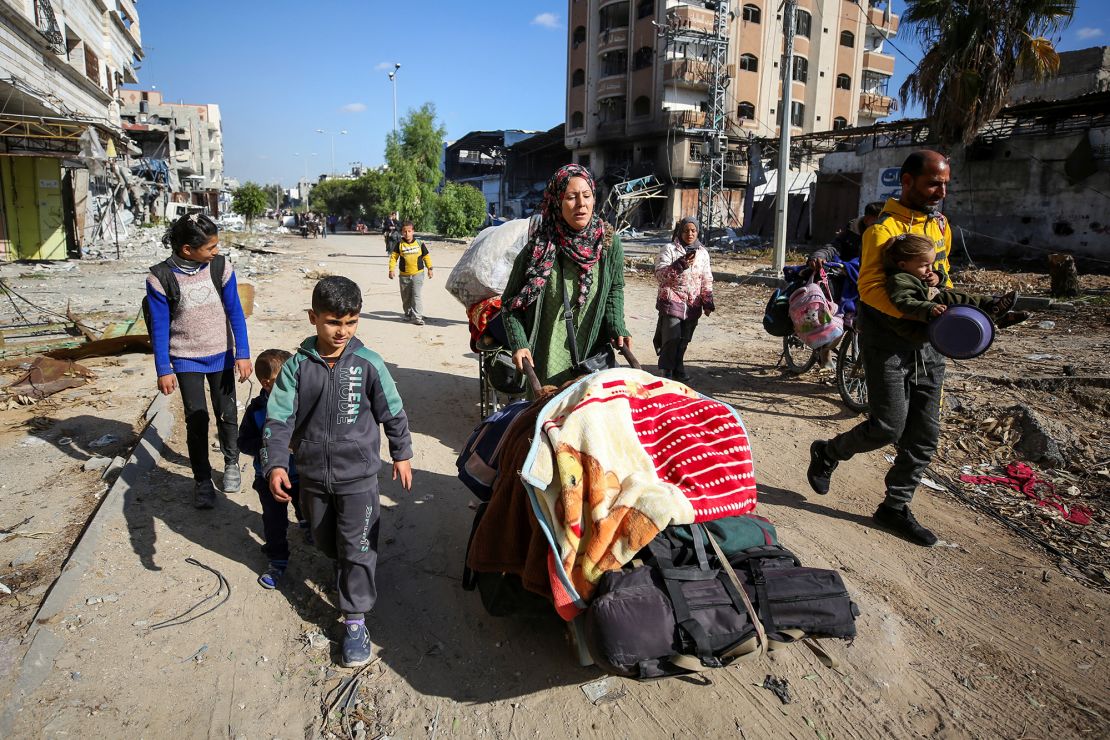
[263,276,413,667]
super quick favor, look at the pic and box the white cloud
[374,62,395,71]
[1077,27,1103,40]
[340,102,367,113]
[532,12,560,29]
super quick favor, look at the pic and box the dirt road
[3,232,1107,738]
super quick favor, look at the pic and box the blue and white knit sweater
[146,261,251,376]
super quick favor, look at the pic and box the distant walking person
[653,216,714,382]
[146,214,252,509]
[388,221,433,326]
[382,211,399,254]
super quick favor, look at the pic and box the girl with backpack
[146,214,253,509]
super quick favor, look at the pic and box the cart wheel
[782,335,818,375]
[836,330,869,413]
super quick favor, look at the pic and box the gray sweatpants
[826,340,945,508]
[398,273,424,319]
[301,480,380,618]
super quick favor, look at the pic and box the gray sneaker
[194,479,217,509]
[413,316,425,326]
[222,462,241,493]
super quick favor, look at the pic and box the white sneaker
[413,317,425,326]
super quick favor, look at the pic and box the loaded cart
[457,364,861,678]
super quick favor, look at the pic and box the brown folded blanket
[466,390,557,600]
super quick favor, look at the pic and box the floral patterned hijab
[507,164,606,311]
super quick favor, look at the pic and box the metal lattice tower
[663,1,730,237]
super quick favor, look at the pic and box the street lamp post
[387,63,401,134]
[315,129,348,175]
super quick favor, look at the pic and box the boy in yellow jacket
[387,221,433,326]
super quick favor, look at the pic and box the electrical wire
[150,558,231,630]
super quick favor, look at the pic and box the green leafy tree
[310,178,360,216]
[434,182,488,237]
[353,168,392,223]
[232,182,268,229]
[899,0,1075,146]
[384,103,446,229]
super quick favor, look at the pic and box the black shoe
[872,504,938,547]
[194,479,217,509]
[806,441,838,495]
[995,311,1030,330]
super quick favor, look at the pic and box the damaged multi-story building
[0,0,143,260]
[565,0,899,226]
[119,89,225,218]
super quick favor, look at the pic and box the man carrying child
[263,276,413,667]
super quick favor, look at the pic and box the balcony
[664,58,709,89]
[867,5,900,35]
[862,51,896,75]
[859,91,897,117]
[598,26,628,52]
[666,4,716,34]
[597,75,627,98]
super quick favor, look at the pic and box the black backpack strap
[210,254,226,299]
[647,536,718,668]
[703,526,767,659]
[148,261,180,314]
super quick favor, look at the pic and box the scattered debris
[304,631,330,651]
[761,675,793,705]
[83,456,112,472]
[302,268,333,280]
[580,676,626,704]
[1008,405,1068,469]
[0,582,11,595]
[89,434,119,449]
[4,356,94,399]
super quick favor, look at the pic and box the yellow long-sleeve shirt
[388,239,432,276]
[859,197,953,318]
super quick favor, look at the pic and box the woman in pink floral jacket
[652,216,714,381]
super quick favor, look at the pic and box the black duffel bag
[584,525,858,679]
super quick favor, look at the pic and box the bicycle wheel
[782,335,818,374]
[836,330,869,413]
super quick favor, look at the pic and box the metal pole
[772,0,798,275]
[330,133,336,175]
[391,76,398,134]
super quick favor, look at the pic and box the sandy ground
[1,231,1107,738]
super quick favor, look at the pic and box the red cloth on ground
[959,462,1093,525]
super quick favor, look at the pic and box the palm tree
[899,0,1076,146]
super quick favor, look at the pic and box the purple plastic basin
[928,304,995,360]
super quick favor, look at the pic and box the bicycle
[776,260,869,414]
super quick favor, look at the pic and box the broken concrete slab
[1009,404,1068,469]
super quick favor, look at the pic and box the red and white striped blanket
[520,368,757,617]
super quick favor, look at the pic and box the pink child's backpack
[788,270,844,349]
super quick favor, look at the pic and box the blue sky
[126,1,1109,187]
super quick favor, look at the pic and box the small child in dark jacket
[237,349,309,589]
[263,276,413,668]
[880,233,1022,342]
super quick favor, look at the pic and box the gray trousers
[826,341,945,508]
[656,313,698,375]
[302,480,380,618]
[398,273,424,319]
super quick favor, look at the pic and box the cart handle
[521,357,543,396]
[618,344,641,369]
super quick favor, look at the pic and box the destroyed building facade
[443,128,572,219]
[0,0,143,260]
[564,0,899,226]
[119,89,225,219]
